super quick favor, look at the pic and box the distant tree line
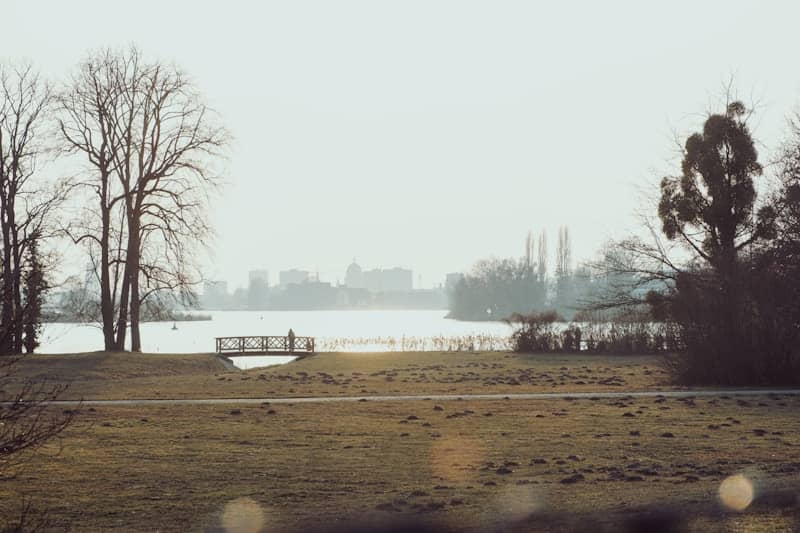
[0,47,228,354]
[447,227,611,321]
[446,255,545,321]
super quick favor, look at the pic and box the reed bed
[317,333,512,352]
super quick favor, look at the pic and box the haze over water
[40,310,512,355]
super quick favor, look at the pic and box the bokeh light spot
[493,485,544,520]
[719,474,754,512]
[222,497,266,533]
[429,437,487,484]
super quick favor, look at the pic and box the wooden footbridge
[215,335,315,356]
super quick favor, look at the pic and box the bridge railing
[215,336,315,355]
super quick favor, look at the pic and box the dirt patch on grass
[7,351,671,400]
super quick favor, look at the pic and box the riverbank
[2,351,798,531]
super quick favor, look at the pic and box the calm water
[39,310,513,355]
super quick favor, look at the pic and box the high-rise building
[445,272,464,291]
[247,269,269,309]
[248,269,269,286]
[279,269,310,288]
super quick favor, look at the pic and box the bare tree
[537,230,547,283]
[588,228,682,311]
[0,359,74,474]
[524,230,534,272]
[0,63,65,355]
[0,356,75,531]
[58,47,228,352]
[553,226,573,311]
[58,51,129,350]
[555,226,572,280]
[114,52,227,351]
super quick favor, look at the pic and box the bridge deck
[215,335,315,356]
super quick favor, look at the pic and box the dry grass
[2,351,798,531]
[2,394,799,531]
[6,351,670,400]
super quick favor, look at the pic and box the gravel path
[37,388,800,406]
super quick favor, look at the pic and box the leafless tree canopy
[0,63,66,355]
[555,225,571,281]
[58,47,229,351]
[537,230,547,283]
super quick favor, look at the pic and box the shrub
[506,311,563,352]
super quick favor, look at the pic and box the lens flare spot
[719,474,754,512]
[429,437,487,483]
[494,485,545,520]
[222,497,266,533]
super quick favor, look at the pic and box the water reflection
[228,355,297,370]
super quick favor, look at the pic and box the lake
[39,310,514,357]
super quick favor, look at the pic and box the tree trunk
[114,257,131,351]
[0,189,18,354]
[129,221,141,352]
[11,232,23,354]
[0,216,14,354]
[99,199,117,351]
[115,212,140,351]
[717,231,743,382]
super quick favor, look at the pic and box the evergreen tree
[22,235,47,354]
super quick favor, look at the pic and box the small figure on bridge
[288,328,296,353]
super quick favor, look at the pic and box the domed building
[345,259,365,289]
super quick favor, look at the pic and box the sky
[4,1,800,289]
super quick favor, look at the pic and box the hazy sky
[4,1,800,289]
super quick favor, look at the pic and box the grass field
[2,352,799,532]
[6,350,671,400]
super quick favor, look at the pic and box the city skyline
[214,261,426,292]
[7,1,800,293]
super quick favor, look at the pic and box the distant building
[247,269,269,309]
[445,272,464,291]
[232,287,248,308]
[345,262,413,293]
[248,269,269,286]
[279,269,310,288]
[362,267,413,293]
[272,280,337,309]
[337,287,371,307]
[202,280,229,309]
[345,260,365,289]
